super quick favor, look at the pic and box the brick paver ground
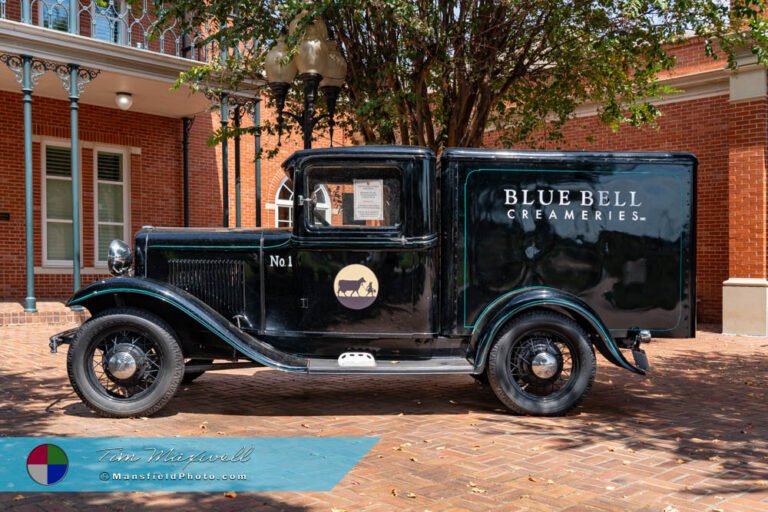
[0,322,767,511]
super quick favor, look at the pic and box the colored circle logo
[27,444,68,486]
[334,264,379,310]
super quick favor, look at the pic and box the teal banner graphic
[0,437,378,492]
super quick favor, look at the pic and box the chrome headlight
[107,239,133,276]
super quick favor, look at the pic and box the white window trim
[275,177,294,228]
[41,138,83,268]
[93,145,131,267]
[274,178,331,228]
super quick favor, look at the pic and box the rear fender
[470,287,644,375]
[67,277,307,372]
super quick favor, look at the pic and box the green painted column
[234,106,241,228]
[68,64,81,294]
[68,0,77,33]
[254,99,262,227]
[220,92,229,228]
[21,56,36,312]
[21,0,31,23]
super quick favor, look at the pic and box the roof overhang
[0,19,261,118]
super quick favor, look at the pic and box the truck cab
[53,146,696,419]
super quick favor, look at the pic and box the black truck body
[52,146,696,417]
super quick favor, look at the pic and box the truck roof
[283,145,434,167]
[441,148,697,163]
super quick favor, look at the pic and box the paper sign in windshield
[353,179,383,221]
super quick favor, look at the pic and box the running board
[307,357,474,374]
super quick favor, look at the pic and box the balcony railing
[0,0,221,62]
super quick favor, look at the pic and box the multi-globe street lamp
[264,15,347,149]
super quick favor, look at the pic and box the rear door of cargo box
[439,149,696,340]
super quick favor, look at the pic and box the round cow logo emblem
[334,264,379,310]
[27,444,68,486]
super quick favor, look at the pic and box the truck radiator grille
[168,259,245,318]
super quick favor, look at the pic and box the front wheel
[487,311,596,416]
[66,308,185,418]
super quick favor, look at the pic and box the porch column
[220,92,230,227]
[182,117,193,227]
[21,57,35,311]
[234,106,241,228]
[253,98,262,227]
[0,54,49,312]
[722,51,768,335]
[54,63,99,297]
[68,65,82,293]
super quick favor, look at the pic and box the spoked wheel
[488,311,596,416]
[90,329,162,397]
[67,308,184,418]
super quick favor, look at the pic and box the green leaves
[154,0,768,151]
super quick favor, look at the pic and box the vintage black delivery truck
[51,146,696,418]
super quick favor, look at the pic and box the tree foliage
[155,0,768,151]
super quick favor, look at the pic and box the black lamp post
[265,15,346,149]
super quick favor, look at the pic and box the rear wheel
[66,308,184,418]
[487,311,596,416]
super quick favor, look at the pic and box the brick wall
[485,94,730,324]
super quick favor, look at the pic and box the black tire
[487,311,596,416]
[66,307,185,418]
[182,359,213,384]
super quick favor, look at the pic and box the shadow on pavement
[3,339,767,500]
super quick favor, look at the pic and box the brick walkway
[0,323,766,511]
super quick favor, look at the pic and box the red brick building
[0,5,765,334]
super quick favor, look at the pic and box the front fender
[67,277,307,372]
[470,287,645,375]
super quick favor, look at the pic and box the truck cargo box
[440,149,696,340]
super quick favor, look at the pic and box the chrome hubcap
[105,342,148,381]
[107,350,138,380]
[90,330,162,400]
[530,351,559,379]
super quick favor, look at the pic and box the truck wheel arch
[71,290,215,358]
[469,288,645,376]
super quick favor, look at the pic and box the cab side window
[306,166,402,229]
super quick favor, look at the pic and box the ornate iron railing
[0,0,255,63]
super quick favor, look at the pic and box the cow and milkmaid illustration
[333,264,379,310]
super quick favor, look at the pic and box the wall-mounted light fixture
[115,92,133,111]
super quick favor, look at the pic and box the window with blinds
[44,145,74,262]
[96,151,126,262]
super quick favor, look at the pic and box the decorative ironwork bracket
[205,91,259,119]
[0,54,54,92]
[52,63,100,98]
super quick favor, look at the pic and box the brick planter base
[0,302,90,326]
